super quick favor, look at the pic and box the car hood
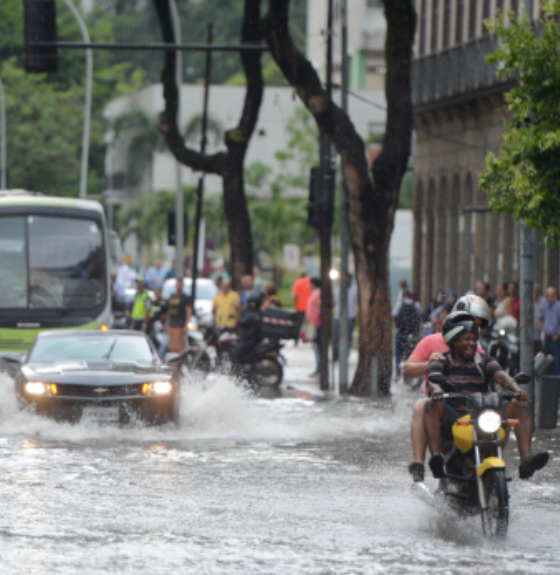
[23,362,172,385]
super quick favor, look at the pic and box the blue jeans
[544,336,560,375]
[333,317,356,362]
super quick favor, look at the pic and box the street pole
[62,0,91,199]
[0,73,6,190]
[191,23,213,304]
[169,0,184,278]
[319,0,334,391]
[520,222,536,417]
[338,0,350,395]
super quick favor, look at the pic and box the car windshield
[29,336,155,364]
[0,215,106,309]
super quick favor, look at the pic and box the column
[512,218,520,283]
[434,205,447,291]
[420,211,435,310]
[534,229,544,291]
[544,245,560,289]
[500,214,513,284]
[445,205,460,292]
[412,203,424,301]
[485,212,499,291]
[473,210,486,285]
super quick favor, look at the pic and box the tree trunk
[152,0,263,289]
[263,0,416,395]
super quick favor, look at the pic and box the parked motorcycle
[425,371,529,538]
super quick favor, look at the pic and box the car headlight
[141,381,173,395]
[25,382,58,396]
[478,410,502,434]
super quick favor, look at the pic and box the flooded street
[0,348,559,574]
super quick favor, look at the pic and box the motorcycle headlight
[25,382,57,396]
[478,410,502,434]
[142,381,173,396]
[187,318,198,331]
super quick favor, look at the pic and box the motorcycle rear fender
[477,456,506,477]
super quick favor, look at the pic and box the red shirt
[410,333,484,394]
[293,277,312,313]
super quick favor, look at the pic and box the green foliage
[398,170,414,209]
[480,4,560,245]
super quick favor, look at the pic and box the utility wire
[334,85,489,152]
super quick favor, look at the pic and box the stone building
[411,0,556,308]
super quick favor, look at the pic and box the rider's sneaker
[428,453,445,479]
[408,461,424,482]
[518,451,550,479]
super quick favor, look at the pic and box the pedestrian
[538,286,560,375]
[396,279,408,305]
[253,266,266,290]
[239,274,262,315]
[534,284,546,355]
[214,275,223,291]
[508,281,521,327]
[261,284,281,310]
[145,258,167,290]
[153,287,169,357]
[445,289,458,308]
[475,279,496,309]
[425,290,445,319]
[166,278,192,354]
[212,279,240,329]
[393,290,421,378]
[117,255,137,287]
[129,276,153,333]
[292,270,312,345]
[164,260,177,281]
[211,263,231,282]
[333,272,358,362]
[305,277,321,378]
[433,302,453,332]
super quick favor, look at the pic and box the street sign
[283,244,300,271]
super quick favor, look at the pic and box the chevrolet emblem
[94,387,108,394]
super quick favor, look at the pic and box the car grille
[55,383,145,398]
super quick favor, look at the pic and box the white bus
[0,190,119,352]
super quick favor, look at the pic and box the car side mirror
[514,372,531,384]
[0,353,24,379]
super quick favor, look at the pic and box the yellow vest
[131,291,154,320]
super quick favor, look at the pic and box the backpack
[442,351,485,379]
[397,302,420,335]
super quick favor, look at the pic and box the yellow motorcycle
[427,372,529,537]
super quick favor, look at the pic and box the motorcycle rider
[232,290,263,369]
[424,311,549,480]
[405,295,492,482]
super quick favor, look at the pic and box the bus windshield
[0,215,106,310]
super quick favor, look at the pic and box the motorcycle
[184,327,285,386]
[481,327,519,375]
[423,372,530,538]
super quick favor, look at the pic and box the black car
[0,330,181,425]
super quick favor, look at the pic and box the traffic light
[24,0,58,73]
[167,212,189,246]
[308,166,335,230]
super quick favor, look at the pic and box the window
[443,0,452,48]
[455,0,464,43]
[419,0,427,55]
[0,217,28,308]
[511,0,519,15]
[482,0,491,34]
[469,0,478,39]
[431,0,440,52]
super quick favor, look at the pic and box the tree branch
[152,0,226,176]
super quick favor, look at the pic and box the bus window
[28,216,105,310]
[0,217,28,308]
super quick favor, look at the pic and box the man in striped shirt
[424,311,549,480]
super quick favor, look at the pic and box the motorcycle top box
[260,308,299,340]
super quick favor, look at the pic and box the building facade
[411,0,556,308]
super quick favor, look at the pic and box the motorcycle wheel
[481,469,509,537]
[253,355,283,387]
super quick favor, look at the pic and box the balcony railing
[412,35,507,108]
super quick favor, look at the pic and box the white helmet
[453,294,491,332]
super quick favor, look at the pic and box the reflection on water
[0,372,558,574]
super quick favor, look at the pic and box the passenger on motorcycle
[405,295,492,482]
[232,290,263,368]
[424,311,549,480]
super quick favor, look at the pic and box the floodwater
[0,348,559,574]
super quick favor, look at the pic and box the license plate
[82,406,120,423]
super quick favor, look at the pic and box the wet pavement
[0,343,558,574]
